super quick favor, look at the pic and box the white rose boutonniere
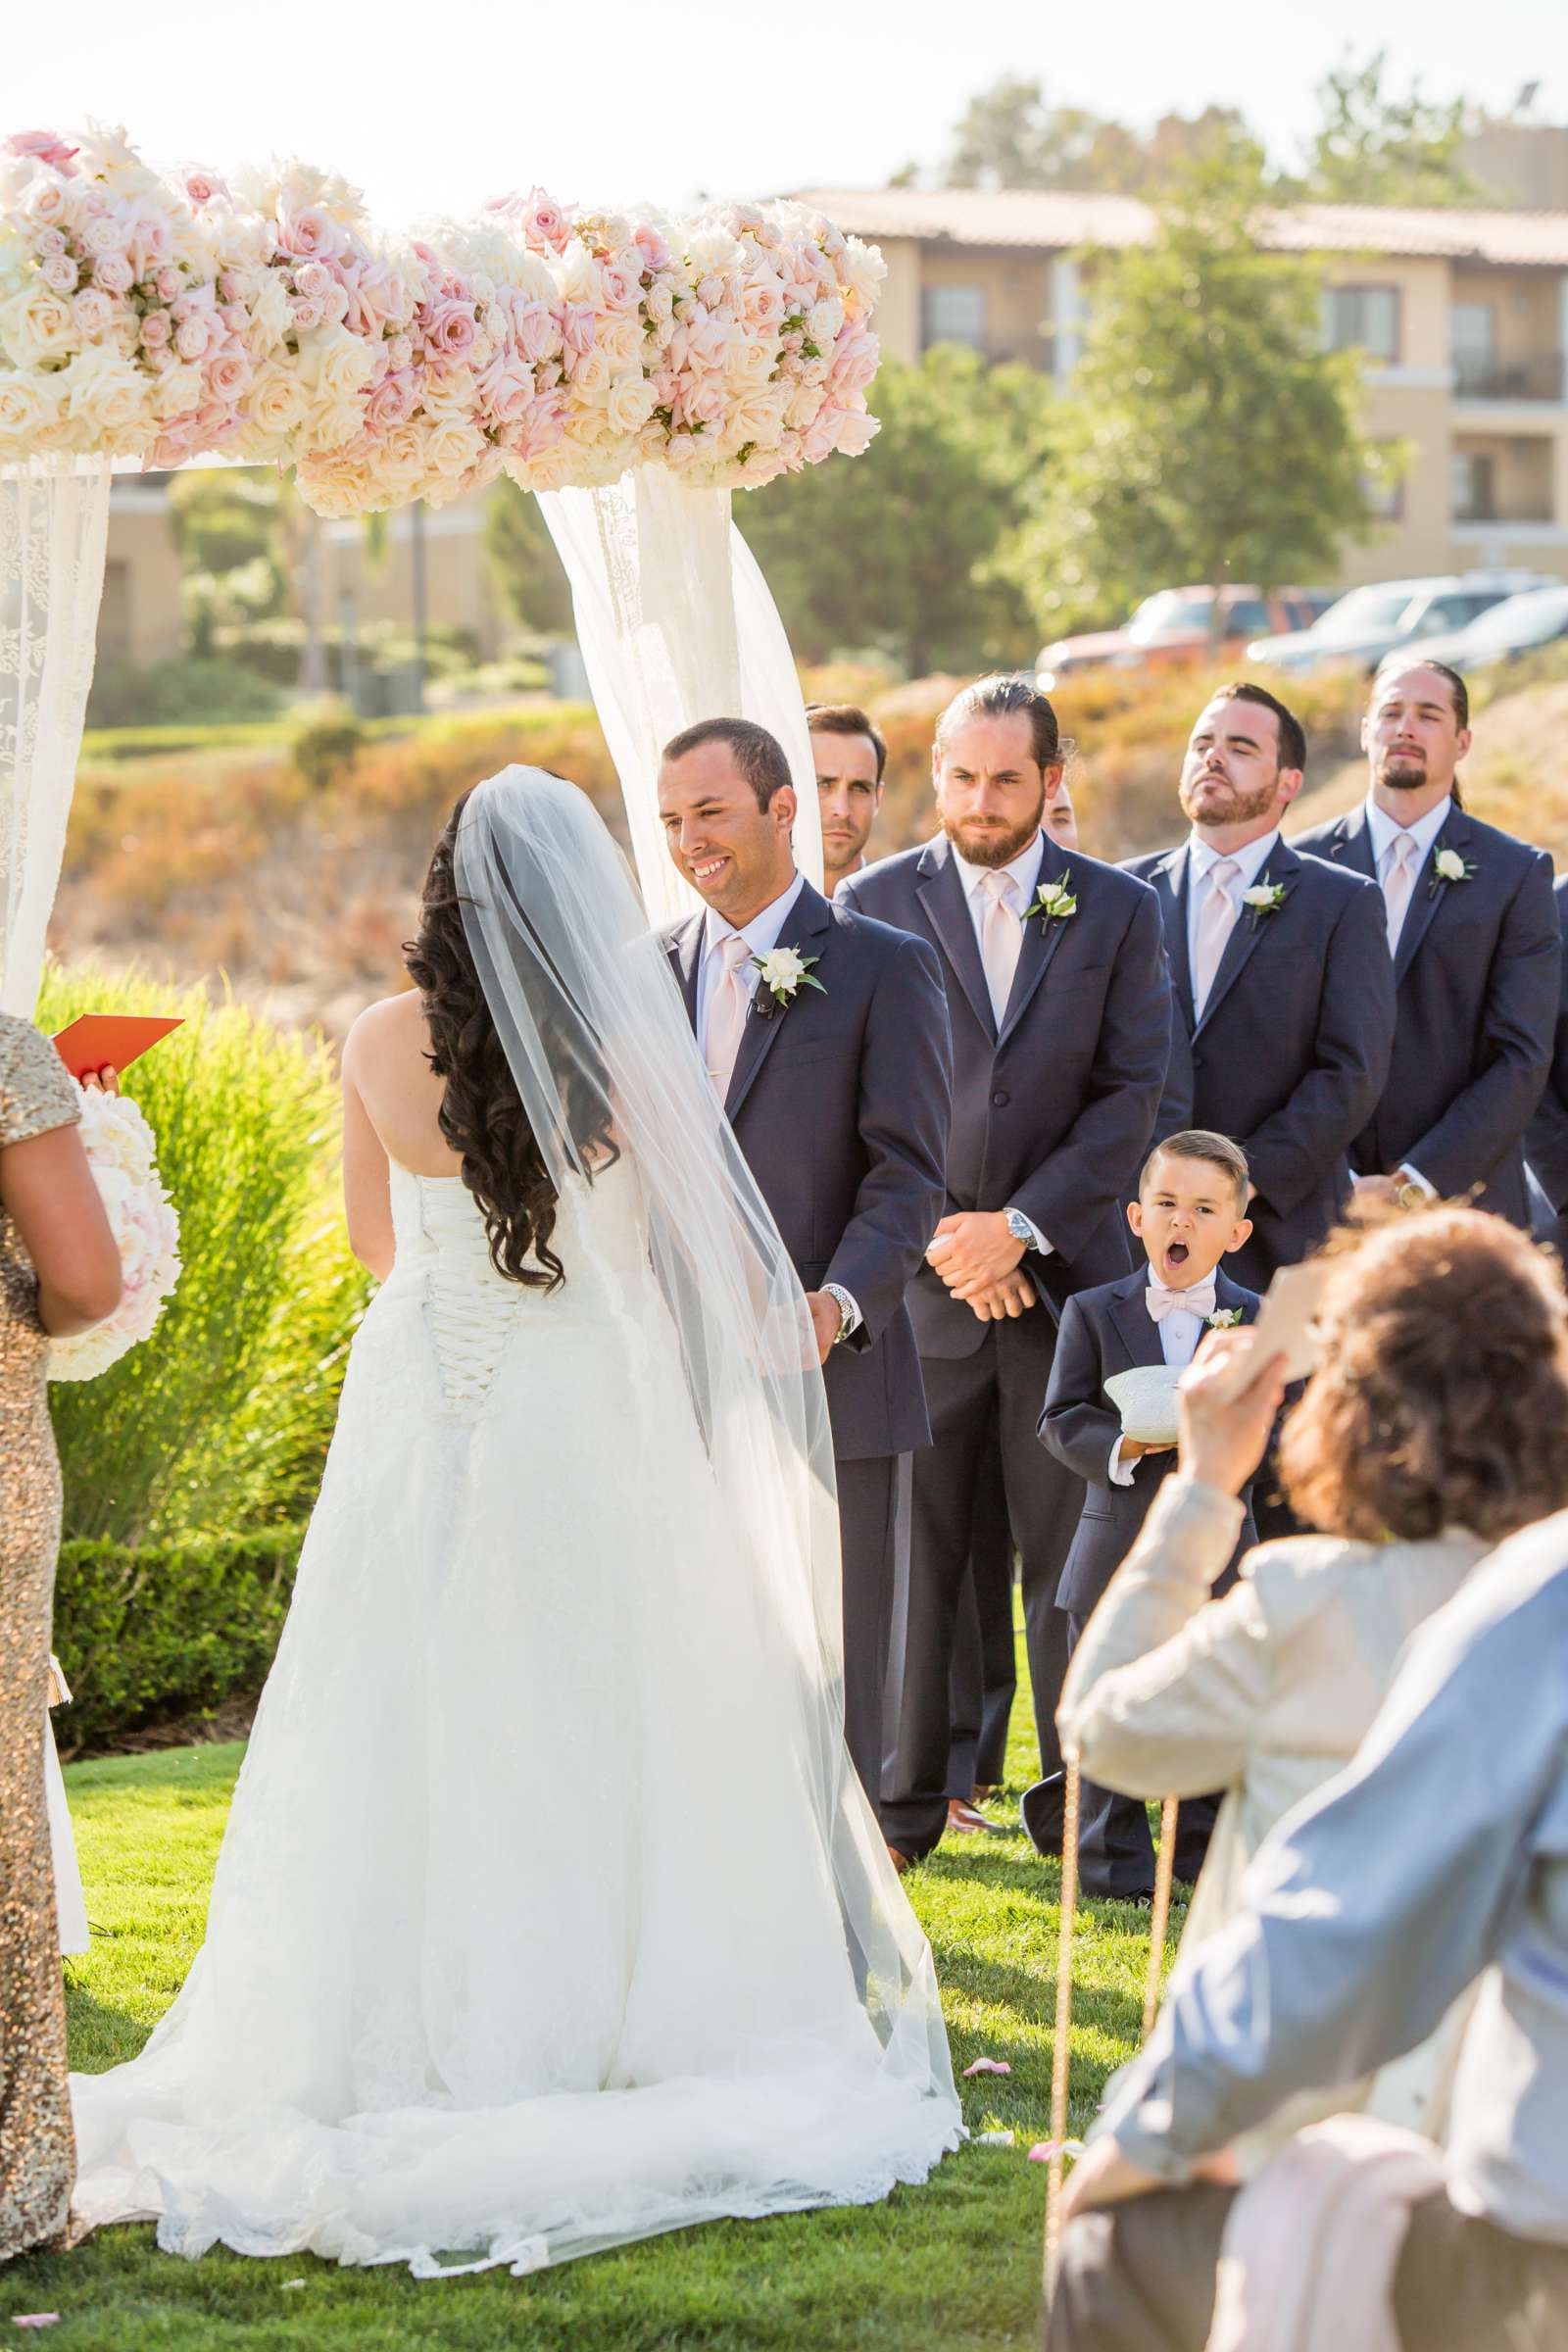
[1428,846,1477,898]
[750,944,825,1016]
[1241,882,1287,925]
[1025,872,1078,933]
[1205,1306,1244,1330]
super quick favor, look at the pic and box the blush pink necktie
[1383,831,1417,953]
[1193,856,1240,1016]
[704,932,753,1099]
[979,870,1022,1026]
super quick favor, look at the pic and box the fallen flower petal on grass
[975,2129,1015,2146]
[12,2320,60,2331]
[1028,2138,1087,2164]
[961,2058,1012,2078]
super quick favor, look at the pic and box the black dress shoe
[1019,1773,1068,1856]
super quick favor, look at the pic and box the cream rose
[605,372,657,436]
[1,283,77,367]
[569,346,613,403]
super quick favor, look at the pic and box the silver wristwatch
[1004,1208,1040,1253]
[822,1282,860,1345]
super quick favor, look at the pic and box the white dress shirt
[696,871,859,1339]
[1357,793,1453,1199]
[951,831,1052,1258]
[1185,828,1281,1019]
[1108,1265,1216,1486]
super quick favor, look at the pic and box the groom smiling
[658,718,953,1819]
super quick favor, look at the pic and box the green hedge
[53,1525,304,1754]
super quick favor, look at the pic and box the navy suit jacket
[1123,838,1395,1281]
[1040,1265,1261,1616]
[664,877,951,1461]
[1294,802,1559,1225]
[1526,873,1568,1227]
[839,833,1169,1358]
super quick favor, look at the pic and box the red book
[51,1014,182,1084]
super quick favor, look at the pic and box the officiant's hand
[79,1064,120,1095]
[805,1291,845,1366]
[1177,1328,1288,1496]
[927,1211,1023,1298]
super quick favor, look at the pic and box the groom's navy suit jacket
[1123,838,1395,1284]
[838,833,1169,1357]
[664,878,951,1462]
[1294,802,1559,1225]
[1526,874,1568,1235]
[1040,1265,1261,1616]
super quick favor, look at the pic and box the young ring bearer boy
[1031,1132,1263,1900]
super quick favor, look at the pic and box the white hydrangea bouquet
[49,1088,181,1382]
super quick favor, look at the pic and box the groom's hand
[804,1291,845,1366]
[926,1210,1024,1297]
[964,1271,1039,1322]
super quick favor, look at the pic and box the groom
[658,717,953,1812]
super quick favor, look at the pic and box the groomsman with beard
[657,717,952,1818]
[808,703,886,895]
[840,676,1169,1865]
[1295,662,1558,1225]
[1124,682,1395,1289]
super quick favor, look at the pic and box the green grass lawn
[7,1677,1168,2350]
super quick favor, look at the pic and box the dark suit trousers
[836,1452,907,1811]
[883,1314,1077,1859]
[1047,2183,1568,2352]
[1064,1612,1218,1899]
[947,1411,1017,1798]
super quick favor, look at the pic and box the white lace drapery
[0,456,113,1015]
[539,473,823,927]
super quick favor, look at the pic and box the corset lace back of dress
[384,1156,648,1423]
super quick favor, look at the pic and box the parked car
[1400,583,1568,676]
[1246,571,1555,679]
[1036,585,1333,689]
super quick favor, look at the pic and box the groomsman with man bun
[656,718,952,1816]
[1125,682,1395,1288]
[1296,661,1559,1225]
[840,676,1169,1865]
[808,703,886,896]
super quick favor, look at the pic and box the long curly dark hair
[403,793,615,1291]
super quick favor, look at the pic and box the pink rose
[522,188,568,252]
[800,410,839,466]
[697,271,726,310]
[831,407,878,457]
[93,252,133,296]
[277,207,339,261]
[741,277,785,331]
[220,269,246,303]
[425,303,477,358]
[24,178,68,225]
[73,287,116,336]
[175,315,210,362]
[205,347,253,400]
[477,354,533,424]
[512,392,569,461]
[156,267,181,302]
[511,300,558,365]
[681,373,730,431]
[599,259,639,312]
[364,369,415,429]
[149,415,202,466]
[34,226,67,260]
[126,215,171,274]
[683,310,732,369]
[386,332,414,369]
[220,302,248,334]
[40,254,77,295]
[559,302,596,358]
[82,214,122,259]
[634,225,671,274]
[294,260,338,305]
[827,326,878,395]
[5,131,78,173]
[138,310,172,349]
[290,298,325,334]
[183,168,228,206]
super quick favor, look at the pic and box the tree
[734,347,1054,677]
[1005,143,1379,639]
[483,478,574,636]
[945,74,1250,196]
[1299,50,1481,208]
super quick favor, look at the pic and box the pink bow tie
[1147,1280,1216,1325]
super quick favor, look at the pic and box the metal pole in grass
[1143,1796,1181,2042]
[1044,1776,1180,2302]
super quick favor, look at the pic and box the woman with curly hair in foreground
[1055,1205,1568,2166]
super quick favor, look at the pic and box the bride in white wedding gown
[70,767,960,2276]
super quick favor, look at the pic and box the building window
[921,283,987,351]
[1451,301,1499,395]
[1321,285,1401,364]
[1451,451,1496,523]
[1362,443,1405,520]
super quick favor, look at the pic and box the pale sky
[8,0,1564,227]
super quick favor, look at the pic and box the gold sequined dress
[0,1013,81,2261]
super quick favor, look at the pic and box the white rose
[0,368,54,449]
[64,344,147,445]
[605,373,656,436]
[1435,848,1467,883]
[245,361,310,439]
[307,393,367,452]
[840,235,888,318]
[311,324,373,401]
[248,270,294,352]
[644,280,675,327]
[423,417,486,477]
[785,382,824,430]
[757,947,807,991]
[807,297,845,345]
[726,382,790,450]
[597,313,641,369]
[417,364,477,424]
[569,347,613,403]
[151,360,204,418]
[687,226,744,278]
[558,239,603,307]
[1,283,77,368]
[1241,884,1280,909]
[722,334,774,391]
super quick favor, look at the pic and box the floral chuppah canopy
[0,126,888,1001]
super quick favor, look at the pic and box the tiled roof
[795,185,1568,269]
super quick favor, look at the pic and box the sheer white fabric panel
[0,456,112,1014]
[539,473,821,926]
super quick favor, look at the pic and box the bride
[70,766,959,2276]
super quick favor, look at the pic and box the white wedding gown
[71,1158,959,2275]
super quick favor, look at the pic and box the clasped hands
[925,1210,1037,1321]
